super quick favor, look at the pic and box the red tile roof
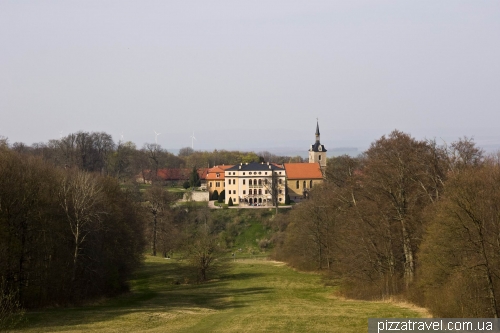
[155,168,190,180]
[198,168,209,180]
[206,165,234,180]
[284,163,323,180]
[140,168,209,181]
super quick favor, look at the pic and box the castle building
[224,162,286,206]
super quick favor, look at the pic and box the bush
[285,194,290,205]
[212,190,219,201]
[218,190,225,203]
[228,197,233,206]
[182,181,190,189]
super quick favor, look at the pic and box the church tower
[308,120,327,169]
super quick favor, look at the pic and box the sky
[1,1,499,154]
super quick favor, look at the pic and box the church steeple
[309,119,327,169]
[315,120,320,142]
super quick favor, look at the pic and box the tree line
[3,132,304,183]
[272,130,500,317]
[0,144,145,323]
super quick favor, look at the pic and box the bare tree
[419,162,500,317]
[59,170,104,282]
[144,185,174,256]
[0,136,8,148]
[185,225,225,282]
[178,147,194,157]
[142,143,163,183]
[262,168,285,214]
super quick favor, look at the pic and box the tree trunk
[401,220,414,287]
[152,213,157,256]
[478,229,498,318]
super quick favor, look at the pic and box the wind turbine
[154,130,161,145]
[191,132,196,149]
[117,132,124,146]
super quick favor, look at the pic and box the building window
[216,182,220,187]
[265,190,268,194]
[319,155,322,161]
[296,181,299,189]
[243,190,246,195]
[303,181,306,188]
[233,179,236,185]
[279,179,282,184]
[259,189,262,195]
[210,182,213,187]
[258,172,261,175]
[258,179,262,185]
[243,179,246,185]
[216,173,220,178]
[310,180,313,188]
[279,198,282,202]
[249,179,252,186]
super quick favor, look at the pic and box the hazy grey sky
[1,1,499,152]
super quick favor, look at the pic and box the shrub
[228,197,233,206]
[285,194,290,205]
[218,190,225,203]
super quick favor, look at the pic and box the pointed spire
[315,119,320,142]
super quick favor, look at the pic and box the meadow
[16,256,428,333]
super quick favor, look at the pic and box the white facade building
[224,162,286,206]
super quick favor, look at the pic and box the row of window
[297,180,314,189]
[225,178,283,185]
[226,197,283,204]
[228,171,283,176]
[211,179,306,188]
[227,189,284,195]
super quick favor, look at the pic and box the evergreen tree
[212,190,219,201]
[228,197,233,206]
[190,166,200,188]
[285,194,290,205]
[218,190,225,203]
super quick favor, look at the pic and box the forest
[273,130,500,318]
[0,132,282,328]
[1,129,499,323]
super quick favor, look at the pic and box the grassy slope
[17,256,426,333]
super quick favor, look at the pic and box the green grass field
[16,256,428,333]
